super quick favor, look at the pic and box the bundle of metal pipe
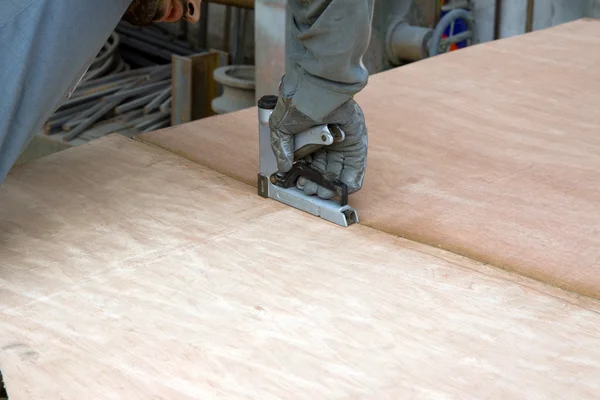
[43,22,199,144]
[81,32,129,82]
[115,21,198,68]
[45,64,173,143]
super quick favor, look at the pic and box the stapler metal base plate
[258,174,358,227]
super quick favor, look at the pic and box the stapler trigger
[270,162,349,206]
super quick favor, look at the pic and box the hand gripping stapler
[256,95,359,227]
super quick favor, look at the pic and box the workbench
[1,18,599,399]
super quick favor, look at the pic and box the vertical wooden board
[171,55,193,125]
[190,50,228,120]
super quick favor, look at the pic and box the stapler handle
[293,124,345,160]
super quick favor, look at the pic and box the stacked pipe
[46,65,173,142]
[44,23,199,143]
[115,21,196,67]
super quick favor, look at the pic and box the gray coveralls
[0,0,373,185]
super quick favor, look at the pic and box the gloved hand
[269,95,368,200]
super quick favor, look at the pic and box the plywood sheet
[139,18,600,300]
[1,135,600,398]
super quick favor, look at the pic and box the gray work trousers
[283,0,374,122]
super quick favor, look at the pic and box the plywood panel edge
[132,18,600,302]
[135,115,258,187]
[6,133,599,312]
[369,228,600,312]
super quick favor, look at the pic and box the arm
[0,0,133,185]
[269,0,374,198]
[282,0,374,122]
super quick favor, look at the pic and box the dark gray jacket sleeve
[281,0,374,123]
[0,0,132,185]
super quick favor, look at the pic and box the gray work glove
[269,96,368,200]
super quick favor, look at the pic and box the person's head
[124,0,201,26]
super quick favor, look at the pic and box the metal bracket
[257,95,359,227]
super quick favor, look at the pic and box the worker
[0,0,373,200]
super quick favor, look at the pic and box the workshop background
[1,1,600,396]
[14,0,600,167]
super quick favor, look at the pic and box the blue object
[440,4,469,50]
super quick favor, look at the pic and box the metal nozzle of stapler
[256,95,359,227]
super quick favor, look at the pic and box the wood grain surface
[139,18,600,300]
[1,135,600,398]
